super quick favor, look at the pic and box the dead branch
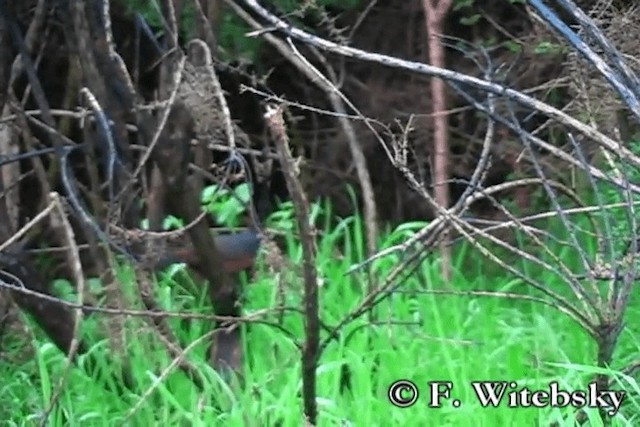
[266,104,319,425]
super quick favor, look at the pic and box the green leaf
[505,40,522,53]
[460,14,481,26]
[534,41,558,54]
[453,0,475,12]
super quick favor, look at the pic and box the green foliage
[123,0,362,63]
[453,0,475,11]
[450,0,559,59]
[459,13,481,26]
[201,183,252,228]
[4,190,640,425]
[480,36,498,48]
[595,139,640,254]
[218,0,361,61]
[124,0,162,27]
[124,0,195,39]
[217,13,262,62]
[533,41,566,55]
[504,40,523,53]
[139,215,183,230]
[138,183,252,231]
[453,0,483,28]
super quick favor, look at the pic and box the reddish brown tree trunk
[422,0,453,281]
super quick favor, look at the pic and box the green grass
[2,200,640,426]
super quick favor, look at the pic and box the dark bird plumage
[154,230,261,273]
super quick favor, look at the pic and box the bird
[148,230,261,377]
[152,230,261,274]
